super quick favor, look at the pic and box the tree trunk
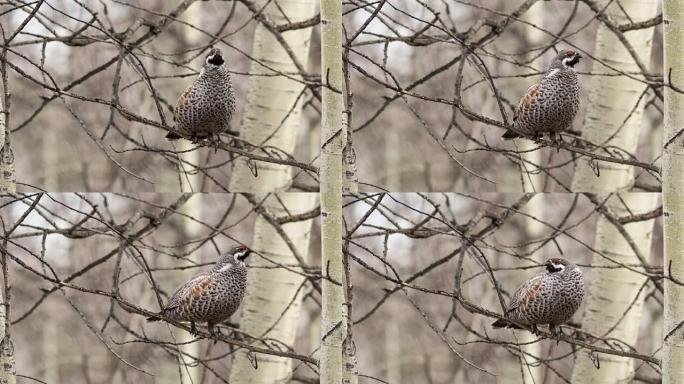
[0,92,15,193]
[177,193,203,384]
[228,0,316,192]
[570,0,658,192]
[570,193,658,383]
[514,2,547,378]
[319,0,346,380]
[662,0,684,381]
[172,6,206,379]
[515,0,546,193]
[517,195,544,384]
[171,3,204,193]
[0,246,15,384]
[229,193,316,382]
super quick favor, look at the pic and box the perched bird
[147,245,251,336]
[492,258,584,337]
[167,47,236,143]
[502,49,582,141]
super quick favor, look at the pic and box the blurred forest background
[343,193,662,383]
[3,192,665,383]
[0,0,663,192]
[3,193,322,383]
[0,0,676,382]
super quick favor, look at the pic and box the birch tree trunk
[662,1,684,381]
[570,193,658,383]
[0,246,16,384]
[513,3,547,378]
[229,193,316,382]
[319,0,346,380]
[177,193,203,384]
[228,0,316,192]
[516,1,545,193]
[0,294,15,384]
[517,194,544,384]
[0,92,15,193]
[165,5,206,377]
[571,0,658,192]
[173,3,203,193]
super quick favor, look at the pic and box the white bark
[516,0,546,193]
[571,0,658,192]
[171,7,207,374]
[228,0,316,192]
[518,195,544,384]
[0,263,15,384]
[229,193,316,382]
[662,0,684,381]
[0,94,15,194]
[571,193,658,383]
[169,3,204,193]
[515,3,547,377]
[319,0,346,379]
[178,193,203,384]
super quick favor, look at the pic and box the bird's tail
[166,131,182,140]
[501,130,520,140]
[492,318,523,329]
[147,315,161,322]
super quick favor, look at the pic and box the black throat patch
[567,56,580,67]
[208,54,224,66]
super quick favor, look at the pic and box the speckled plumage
[492,258,584,334]
[168,48,236,141]
[148,245,250,335]
[502,49,582,140]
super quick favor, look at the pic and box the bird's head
[553,49,582,69]
[204,48,226,68]
[215,244,251,272]
[544,257,571,273]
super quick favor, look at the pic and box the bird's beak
[207,50,224,65]
[570,54,582,66]
[237,249,252,261]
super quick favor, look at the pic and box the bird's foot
[530,324,540,336]
[190,321,199,336]
[211,134,223,153]
[550,325,563,345]
[208,323,223,345]
[210,327,225,337]
[549,132,562,153]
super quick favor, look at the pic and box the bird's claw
[550,325,563,345]
[530,324,540,336]
[211,134,222,153]
[190,322,199,336]
[549,132,562,152]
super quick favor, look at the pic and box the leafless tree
[0,0,669,192]
[1,193,321,383]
